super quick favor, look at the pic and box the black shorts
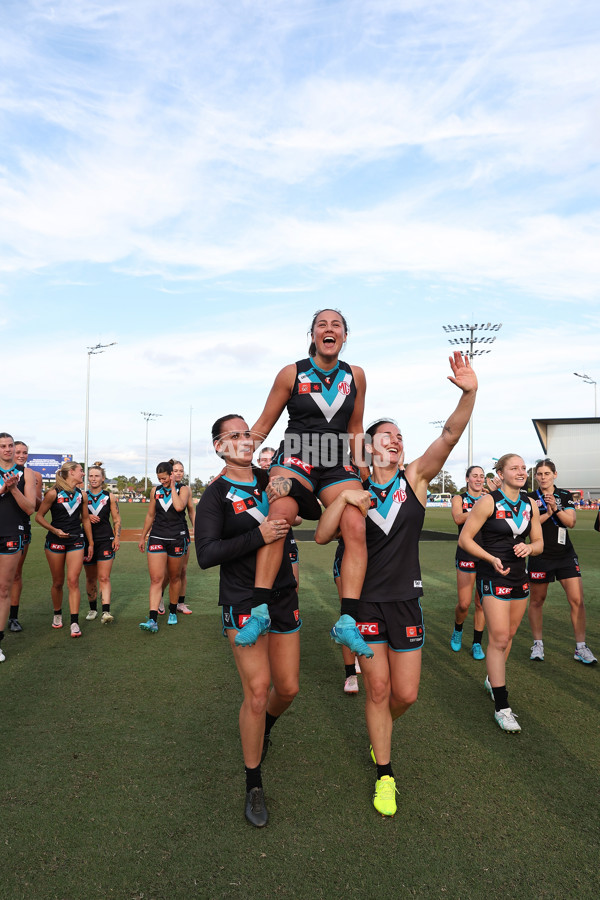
[333,543,344,580]
[529,555,581,584]
[289,537,299,565]
[273,445,361,496]
[478,577,529,602]
[45,535,85,554]
[0,535,23,555]
[221,586,301,635]
[147,536,188,558]
[355,598,425,652]
[22,530,31,547]
[84,538,115,565]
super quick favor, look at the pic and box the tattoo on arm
[270,476,292,498]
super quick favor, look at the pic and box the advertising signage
[27,454,73,476]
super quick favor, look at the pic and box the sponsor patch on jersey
[413,580,422,588]
[338,381,350,395]
[393,489,407,504]
[103,550,112,557]
[495,509,510,519]
[406,625,423,638]
[298,382,322,394]
[357,622,379,635]
[233,497,257,515]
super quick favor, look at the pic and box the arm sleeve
[195,485,265,569]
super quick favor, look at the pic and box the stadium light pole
[84,342,117,490]
[429,420,446,491]
[573,373,597,417]
[442,322,502,468]
[141,412,161,493]
[188,406,193,496]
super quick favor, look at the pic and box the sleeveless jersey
[175,482,192,539]
[0,464,27,539]
[455,491,484,563]
[87,489,114,541]
[151,483,188,541]
[528,488,575,559]
[50,488,85,540]
[360,470,425,603]
[477,489,533,583]
[195,467,296,607]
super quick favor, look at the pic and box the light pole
[84,342,117,489]
[429,420,446,491]
[141,412,161,493]
[573,372,597,417]
[443,322,502,468]
[188,406,193,496]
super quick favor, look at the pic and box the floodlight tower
[84,342,117,490]
[141,411,162,492]
[442,322,502,468]
[573,373,597,417]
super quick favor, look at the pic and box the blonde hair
[54,461,82,494]
[89,461,106,482]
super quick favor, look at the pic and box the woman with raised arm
[0,433,36,660]
[315,352,477,816]
[239,309,371,658]
[138,461,190,633]
[459,455,543,733]
[449,465,487,659]
[84,463,121,624]
[527,459,596,665]
[35,460,93,638]
[196,415,319,828]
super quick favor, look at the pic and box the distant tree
[428,469,458,496]
[191,477,204,496]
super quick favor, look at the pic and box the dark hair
[465,465,484,479]
[211,414,245,445]
[365,418,400,442]
[535,458,556,474]
[156,461,173,475]
[258,446,276,457]
[308,309,349,357]
[14,440,28,450]
[0,432,13,441]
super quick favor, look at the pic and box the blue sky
[1,0,598,485]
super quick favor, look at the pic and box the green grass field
[2,508,599,899]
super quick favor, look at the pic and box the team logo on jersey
[233,497,256,515]
[367,475,408,535]
[495,586,512,596]
[226,485,268,522]
[297,370,353,423]
[357,622,379,635]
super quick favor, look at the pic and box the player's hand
[84,544,94,563]
[259,518,290,544]
[491,557,510,575]
[112,538,120,553]
[54,529,69,538]
[267,476,292,502]
[513,542,531,558]
[447,351,478,393]
[342,490,372,517]
[1,474,19,493]
[486,475,501,492]
[138,539,146,553]
[89,514,101,524]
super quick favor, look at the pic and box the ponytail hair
[54,460,82,494]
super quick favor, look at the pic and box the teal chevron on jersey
[297,363,353,424]
[367,473,408,536]
[57,490,82,516]
[156,487,173,513]
[88,491,110,515]
[225,479,269,520]
[495,490,531,536]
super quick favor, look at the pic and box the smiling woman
[235,309,372,658]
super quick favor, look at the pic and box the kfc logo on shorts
[294,609,300,621]
[495,586,512,596]
[393,489,407,504]
[50,543,65,551]
[148,544,162,551]
[357,622,379,635]
[338,382,350,395]
[238,614,251,627]
[530,571,545,580]
[283,457,314,475]
[460,561,475,570]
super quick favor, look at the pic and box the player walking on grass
[459,455,543,733]
[315,352,477,816]
[196,415,320,828]
[35,461,93,638]
[0,433,36,661]
[84,463,121,625]
[138,461,190,633]
[8,441,43,632]
[528,459,596,665]
[240,309,371,659]
[450,466,487,660]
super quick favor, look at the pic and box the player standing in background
[450,465,487,660]
[528,459,596,665]
[84,462,121,624]
[9,441,43,632]
[35,461,94,637]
